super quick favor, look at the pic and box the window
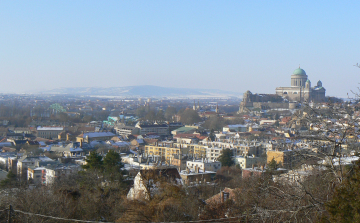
[223,192,230,202]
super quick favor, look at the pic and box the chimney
[221,191,224,203]
[80,140,83,148]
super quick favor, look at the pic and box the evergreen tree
[103,150,123,173]
[0,171,18,188]
[82,151,103,171]
[103,150,124,181]
[324,161,360,222]
[218,149,234,167]
[267,158,278,170]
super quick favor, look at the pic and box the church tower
[291,67,308,87]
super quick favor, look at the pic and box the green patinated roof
[173,126,196,134]
[293,68,306,76]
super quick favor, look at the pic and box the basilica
[275,67,326,102]
[238,67,326,113]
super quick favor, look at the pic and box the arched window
[283,92,288,94]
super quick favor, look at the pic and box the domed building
[275,67,326,102]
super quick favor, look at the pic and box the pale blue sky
[1,1,359,97]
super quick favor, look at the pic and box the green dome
[293,68,306,75]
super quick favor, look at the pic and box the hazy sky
[1,1,360,97]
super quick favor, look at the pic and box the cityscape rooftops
[37,127,64,131]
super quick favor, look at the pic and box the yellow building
[145,145,183,161]
[145,144,207,161]
[267,150,293,168]
[187,144,207,158]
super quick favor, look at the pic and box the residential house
[27,167,46,185]
[44,164,81,185]
[186,159,221,172]
[17,155,55,177]
[50,142,84,157]
[180,169,216,185]
[234,155,264,169]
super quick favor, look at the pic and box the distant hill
[36,85,240,98]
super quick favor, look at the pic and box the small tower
[215,104,219,113]
[193,100,196,110]
[317,80,322,87]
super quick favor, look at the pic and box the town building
[37,127,64,139]
[17,155,55,178]
[50,142,84,157]
[44,164,81,185]
[27,167,46,185]
[276,67,326,102]
[186,159,221,172]
[179,169,216,185]
[234,155,264,169]
[114,125,140,136]
[144,144,189,162]
[135,123,169,136]
[205,147,225,160]
[76,132,116,143]
[223,124,247,132]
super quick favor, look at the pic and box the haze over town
[1,1,360,97]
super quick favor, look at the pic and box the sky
[1,1,360,97]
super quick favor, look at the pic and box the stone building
[275,67,326,102]
[239,91,288,113]
[239,67,326,113]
